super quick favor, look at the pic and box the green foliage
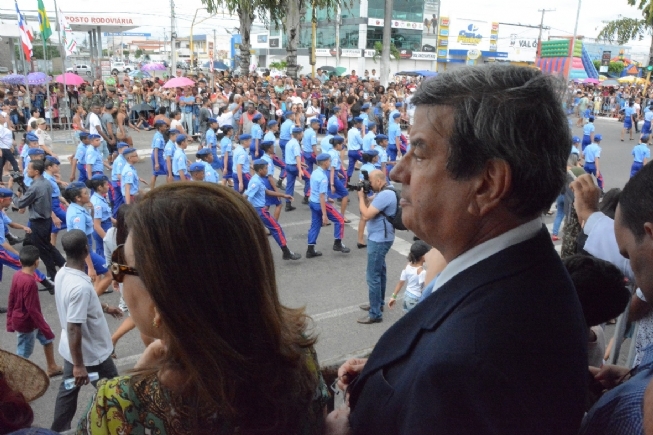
[372,41,399,63]
[14,43,60,60]
[593,60,601,70]
[123,50,130,56]
[269,60,287,70]
[135,49,143,58]
[597,17,650,44]
[610,61,626,73]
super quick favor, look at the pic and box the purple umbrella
[0,73,26,85]
[27,72,50,85]
[141,63,166,71]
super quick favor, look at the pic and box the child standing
[6,245,63,377]
[630,134,650,178]
[389,241,431,313]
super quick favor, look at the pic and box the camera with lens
[350,170,372,194]
[10,171,27,195]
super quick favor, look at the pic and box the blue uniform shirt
[43,173,60,198]
[232,145,248,173]
[261,154,275,175]
[201,161,219,183]
[360,113,369,128]
[389,109,399,124]
[205,129,217,148]
[152,131,165,150]
[347,127,363,151]
[362,132,376,152]
[633,143,651,163]
[244,173,267,208]
[280,119,294,140]
[22,155,32,187]
[321,135,334,153]
[309,167,329,203]
[285,138,301,165]
[120,163,139,196]
[387,123,401,149]
[251,124,263,142]
[625,106,634,119]
[359,162,377,182]
[220,136,232,155]
[263,131,276,144]
[111,154,126,182]
[583,123,595,136]
[85,146,104,173]
[302,128,317,153]
[584,143,601,163]
[164,140,176,160]
[327,115,339,132]
[66,202,93,236]
[571,145,580,156]
[74,142,87,164]
[172,147,188,176]
[328,149,342,171]
[375,146,388,168]
[646,111,653,122]
[90,192,112,221]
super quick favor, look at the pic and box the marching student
[374,134,389,177]
[85,134,109,178]
[120,148,142,205]
[220,124,235,185]
[581,116,595,151]
[109,142,129,217]
[346,117,364,180]
[279,110,295,159]
[356,150,379,248]
[204,118,219,163]
[621,100,636,142]
[284,127,304,212]
[188,162,206,182]
[583,134,604,190]
[302,118,320,176]
[172,134,190,181]
[265,120,286,185]
[261,142,285,222]
[321,124,338,154]
[196,148,220,183]
[327,136,350,218]
[250,113,265,159]
[87,174,113,257]
[164,129,180,183]
[362,122,378,152]
[233,134,252,192]
[24,148,46,187]
[631,134,650,178]
[306,153,351,258]
[43,157,68,246]
[69,132,90,182]
[244,159,301,260]
[387,112,403,162]
[150,119,168,187]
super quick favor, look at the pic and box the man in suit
[325,65,588,435]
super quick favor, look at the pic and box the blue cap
[78,132,90,139]
[292,127,303,134]
[310,118,320,124]
[117,142,129,148]
[361,103,370,110]
[642,134,651,143]
[331,106,340,112]
[239,134,252,141]
[0,187,13,198]
[375,134,388,141]
[260,141,274,147]
[364,149,379,157]
[196,148,211,156]
[221,124,233,131]
[169,129,180,135]
[267,120,278,127]
[353,117,363,123]
[176,134,188,143]
[123,147,137,155]
[392,112,401,118]
[208,118,218,124]
[572,136,580,144]
[253,158,267,165]
[189,162,205,172]
[88,134,101,139]
[589,116,595,122]
[252,113,262,121]
[395,102,402,107]
[67,181,87,190]
[367,122,376,129]
[91,174,109,182]
[45,156,60,165]
[285,111,294,117]
[25,133,39,142]
[316,153,331,162]
[332,135,345,144]
[594,134,602,141]
[27,148,45,156]
[154,120,167,126]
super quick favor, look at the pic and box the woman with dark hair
[78,184,329,435]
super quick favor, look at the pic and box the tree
[135,49,144,59]
[597,1,653,66]
[372,41,399,63]
[380,0,393,86]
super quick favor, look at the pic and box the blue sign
[103,32,152,37]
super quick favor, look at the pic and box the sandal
[47,367,63,377]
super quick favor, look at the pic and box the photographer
[12,159,66,280]
[357,169,396,324]
[0,112,19,182]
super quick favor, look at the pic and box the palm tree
[597,0,653,65]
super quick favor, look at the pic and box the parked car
[0,67,9,75]
[111,62,131,74]
[66,64,92,76]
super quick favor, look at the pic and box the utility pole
[170,0,176,77]
[212,28,216,90]
[568,0,581,79]
[537,8,555,57]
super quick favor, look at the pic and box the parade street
[0,115,634,428]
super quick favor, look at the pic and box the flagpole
[17,37,31,129]
[53,0,68,131]
[42,34,52,130]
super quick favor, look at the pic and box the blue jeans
[366,239,394,320]
[552,194,564,236]
[183,112,194,136]
[17,329,53,359]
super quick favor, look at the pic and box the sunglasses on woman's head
[110,244,138,283]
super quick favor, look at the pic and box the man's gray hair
[412,65,571,218]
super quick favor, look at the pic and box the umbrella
[600,79,620,87]
[27,72,50,85]
[396,71,421,77]
[214,61,229,71]
[413,70,438,77]
[55,72,86,86]
[0,74,26,85]
[335,67,347,76]
[319,66,336,72]
[129,70,151,78]
[142,63,166,72]
[162,77,195,88]
[583,78,599,85]
[598,75,608,81]
[132,102,154,112]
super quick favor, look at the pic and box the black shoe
[333,241,351,253]
[0,306,6,314]
[40,279,55,295]
[302,196,309,205]
[357,243,367,249]
[306,246,323,258]
[276,179,284,188]
[359,304,383,312]
[6,232,24,245]
[285,203,296,212]
[357,315,382,324]
[283,251,302,260]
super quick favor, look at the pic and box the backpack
[379,186,407,231]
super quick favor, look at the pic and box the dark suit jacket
[348,227,588,435]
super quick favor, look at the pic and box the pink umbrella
[142,63,167,72]
[162,77,195,88]
[55,72,86,86]
[583,78,599,85]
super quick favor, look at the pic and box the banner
[447,18,494,52]
[495,25,539,62]
[58,7,77,55]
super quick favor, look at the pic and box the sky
[4,0,652,55]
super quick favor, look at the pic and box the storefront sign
[269,38,280,48]
[448,18,494,51]
[367,18,424,30]
[410,51,437,60]
[66,15,135,25]
[495,24,539,62]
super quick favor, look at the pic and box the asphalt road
[0,115,635,430]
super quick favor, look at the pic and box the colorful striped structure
[536,39,594,79]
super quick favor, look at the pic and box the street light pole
[537,8,555,57]
[568,0,581,80]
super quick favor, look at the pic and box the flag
[37,0,52,41]
[57,7,77,55]
[15,1,34,61]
